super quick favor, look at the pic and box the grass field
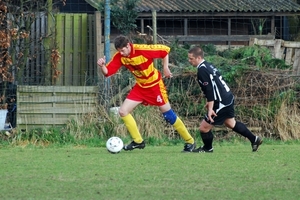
[0,142,299,200]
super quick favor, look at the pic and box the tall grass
[274,101,300,140]
[2,91,299,147]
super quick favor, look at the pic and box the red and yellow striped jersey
[105,43,170,88]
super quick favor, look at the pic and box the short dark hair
[188,46,204,58]
[114,35,130,49]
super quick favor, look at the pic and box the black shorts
[204,102,235,125]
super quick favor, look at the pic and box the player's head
[188,46,204,67]
[114,35,131,57]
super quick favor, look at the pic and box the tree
[0,0,62,127]
[85,0,140,35]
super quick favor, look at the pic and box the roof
[134,0,300,13]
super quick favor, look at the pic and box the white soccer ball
[106,136,124,154]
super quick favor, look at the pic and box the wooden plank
[251,38,276,46]
[17,116,71,125]
[40,12,47,84]
[285,47,293,65]
[73,14,80,85]
[215,45,244,51]
[18,98,97,105]
[18,103,53,108]
[18,91,97,97]
[255,39,300,51]
[18,95,97,103]
[55,14,64,86]
[294,49,300,75]
[64,14,73,86]
[17,113,93,125]
[18,106,96,114]
[35,13,41,83]
[29,15,36,84]
[45,9,54,85]
[165,35,275,42]
[249,37,255,46]
[95,11,102,59]
[88,14,95,81]
[274,39,283,59]
[18,113,84,119]
[80,14,88,85]
[17,85,98,93]
[269,46,275,58]
[282,41,300,48]
[18,101,96,107]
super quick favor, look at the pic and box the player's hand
[207,109,217,123]
[97,56,106,67]
[163,68,173,78]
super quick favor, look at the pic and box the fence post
[152,10,157,68]
[104,0,111,111]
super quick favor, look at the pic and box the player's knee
[163,109,177,125]
[118,108,128,117]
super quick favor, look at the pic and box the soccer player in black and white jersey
[187,46,262,152]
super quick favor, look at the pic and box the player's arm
[162,54,173,78]
[97,56,108,75]
[198,67,217,122]
[141,44,172,77]
[198,67,214,101]
[205,101,217,123]
[205,101,214,110]
[97,53,123,77]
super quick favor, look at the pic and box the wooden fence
[55,13,98,86]
[250,38,300,74]
[17,86,99,130]
[12,12,99,86]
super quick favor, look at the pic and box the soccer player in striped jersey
[187,46,262,152]
[97,35,195,152]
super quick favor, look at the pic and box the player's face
[188,53,200,67]
[117,43,131,57]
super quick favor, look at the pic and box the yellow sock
[121,114,143,143]
[173,117,194,144]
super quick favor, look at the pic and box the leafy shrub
[169,41,190,65]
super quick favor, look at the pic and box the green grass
[0,143,299,200]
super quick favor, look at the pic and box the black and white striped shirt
[197,60,234,112]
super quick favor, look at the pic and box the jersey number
[157,95,163,103]
[219,76,230,92]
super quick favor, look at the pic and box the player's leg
[160,103,195,152]
[224,118,262,152]
[192,119,214,153]
[147,80,195,152]
[224,101,262,152]
[120,89,145,151]
[193,103,229,153]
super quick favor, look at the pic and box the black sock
[232,121,256,143]
[200,131,213,150]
